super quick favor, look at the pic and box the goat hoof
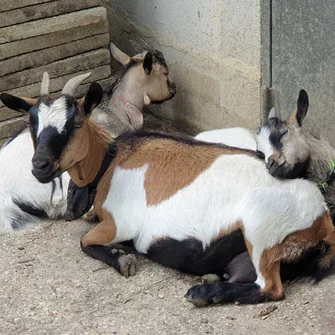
[118,254,137,278]
[201,274,220,284]
[185,285,209,307]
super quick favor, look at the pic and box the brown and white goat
[2,82,335,307]
[0,42,175,231]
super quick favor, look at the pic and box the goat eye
[25,120,30,127]
[163,72,168,76]
[74,123,83,129]
[279,130,288,139]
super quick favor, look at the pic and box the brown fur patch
[258,212,335,300]
[64,119,111,187]
[115,135,258,206]
[81,212,117,247]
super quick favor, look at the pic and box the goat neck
[67,120,110,188]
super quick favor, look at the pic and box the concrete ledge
[0,33,110,76]
[0,20,108,61]
[0,0,101,28]
[0,49,110,92]
[0,0,53,12]
[0,118,25,139]
[0,7,107,44]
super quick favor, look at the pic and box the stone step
[0,0,101,27]
[0,0,53,12]
[0,7,107,44]
[0,117,25,140]
[0,19,108,61]
[0,48,110,92]
[0,33,109,76]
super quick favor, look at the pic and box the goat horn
[40,72,50,95]
[61,72,92,96]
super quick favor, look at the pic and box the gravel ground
[1,219,335,335]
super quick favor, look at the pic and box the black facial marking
[269,158,309,179]
[265,117,287,151]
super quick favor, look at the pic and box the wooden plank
[0,0,101,27]
[0,64,111,109]
[0,20,108,61]
[0,49,110,91]
[0,7,107,44]
[0,0,53,12]
[0,33,109,76]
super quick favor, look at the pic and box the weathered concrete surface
[0,33,110,76]
[0,0,53,12]
[0,20,108,61]
[0,49,110,92]
[0,7,107,44]
[104,0,261,132]
[0,118,25,139]
[0,0,101,28]
[1,220,335,335]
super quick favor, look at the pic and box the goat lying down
[195,90,335,284]
[0,43,175,231]
[2,81,335,307]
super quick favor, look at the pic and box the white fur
[256,127,273,163]
[37,98,68,136]
[102,154,327,288]
[0,129,69,231]
[195,128,257,151]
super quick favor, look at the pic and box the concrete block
[0,117,25,139]
[0,20,108,61]
[0,137,9,147]
[0,49,110,91]
[0,7,107,44]
[0,0,53,12]
[0,109,22,122]
[0,0,101,28]
[0,33,110,76]
[0,64,111,109]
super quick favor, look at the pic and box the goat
[2,81,335,307]
[195,91,335,284]
[0,43,176,231]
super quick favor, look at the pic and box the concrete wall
[103,0,262,133]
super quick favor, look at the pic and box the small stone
[226,316,236,320]
[158,293,164,299]
[17,247,25,250]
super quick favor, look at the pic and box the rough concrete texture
[1,220,335,335]
[0,117,25,139]
[104,0,261,133]
[0,20,108,61]
[0,33,110,76]
[0,7,107,44]
[0,49,110,92]
[0,0,53,12]
[0,0,101,28]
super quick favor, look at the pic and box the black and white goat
[0,43,175,231]
[2,80,335,306]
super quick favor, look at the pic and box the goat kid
[2,82,335,307]
[0,43,175,231]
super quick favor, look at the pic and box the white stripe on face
[37,97,68,137]
[256,127,274,163]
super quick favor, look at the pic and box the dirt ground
[1,219,335,335]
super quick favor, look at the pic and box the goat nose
[266,156,275,170]
[33,158,51,171]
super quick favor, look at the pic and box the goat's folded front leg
[80,213,137,277]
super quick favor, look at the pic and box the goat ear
[0,93,36,113]
[289,89,309,127]
[143,51,153,74]
[268,107,276,119]
[296,89,309,126]
[78,82,103,115]
[110,42,130,65]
